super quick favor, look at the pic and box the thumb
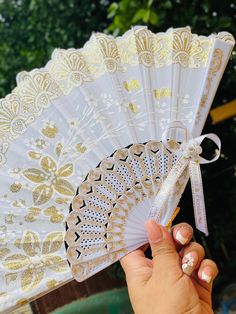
[145,220,181,276]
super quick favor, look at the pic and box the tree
[0,0,110,97]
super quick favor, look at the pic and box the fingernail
[202,269,212,283]
[176,226,192,245]
[182,252,197,276]
[145,220,163,243]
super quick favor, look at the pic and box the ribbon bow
[150,121,221,236]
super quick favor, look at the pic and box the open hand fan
[0,26,234,311]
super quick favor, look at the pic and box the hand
[120,221,218,314]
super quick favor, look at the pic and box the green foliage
[107,0,159,35]
[107,0,236,36]
[0,0,109,97]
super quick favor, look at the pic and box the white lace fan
[0,26,234,311]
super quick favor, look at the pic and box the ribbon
[150,121,221,236]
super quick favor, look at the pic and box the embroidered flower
[41,121,58,138]
[26,138,48,151]
[181,140,202,161]
[85,95,98,108]
[0,99,27,138]
[3,231,68,291]
[68,118,80,129]
[101,93,114,108]
[22,155,75,205]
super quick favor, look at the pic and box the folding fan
[0,26,234,311]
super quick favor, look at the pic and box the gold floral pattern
[123,79,141,92]
[134,27,155,67]
[22,155,75,205]
[10,182,22,193]
[0,95,28,140]
[16,71,61,113]
[44,206,64,223]
[0,26,234,312]
[0,140,8,166]
[41,121,58,138]
[0,27,234,168]
[48,49,92,94]
[95,33,124,72]
[3,231,68,291]
[194,48,224,130]
[153,87,171,99]
[24,207,41,222]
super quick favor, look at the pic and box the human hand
[120,221,218,314]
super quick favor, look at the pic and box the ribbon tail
[149,157,188,224]
[189,161,209,236]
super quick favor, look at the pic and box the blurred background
[0,0,235,313]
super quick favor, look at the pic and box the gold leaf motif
[5,272,18,285]
[3,254,30,270]
[47,279,59,289]
[55,142,63,157]
[76,143,87,153]
[123,79,141,92]
[11,199,25,208]
[42,232,63,254]
[129,102,138,113]
[5,213,16,224]
[54,178,75,196]
[44,206,56,216]
[33,184,53,205]
[14,238,22,249]
[0,248,10,258]
[23,168,46,183]
[42,123,58,138]
[55,197,70,204]
[44,206,64,223]
[24,207,41,222]
[51,213,64,223]
[28,151,42,160]
[41,156,57,173]
[10,182,22,193]
[22,231,41,257]
[24,214,37,222]
[45,256,68,272]
[57,163,73,177]
[21,267,44,292]
[153,87,171,99]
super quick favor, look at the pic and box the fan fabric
[0,26,234,311]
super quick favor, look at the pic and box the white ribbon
[150,121,221,236]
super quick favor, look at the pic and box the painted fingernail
[182,252,197,276]
[176,226,192,245]
[145,220,163,243]
[201,269,212,283]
